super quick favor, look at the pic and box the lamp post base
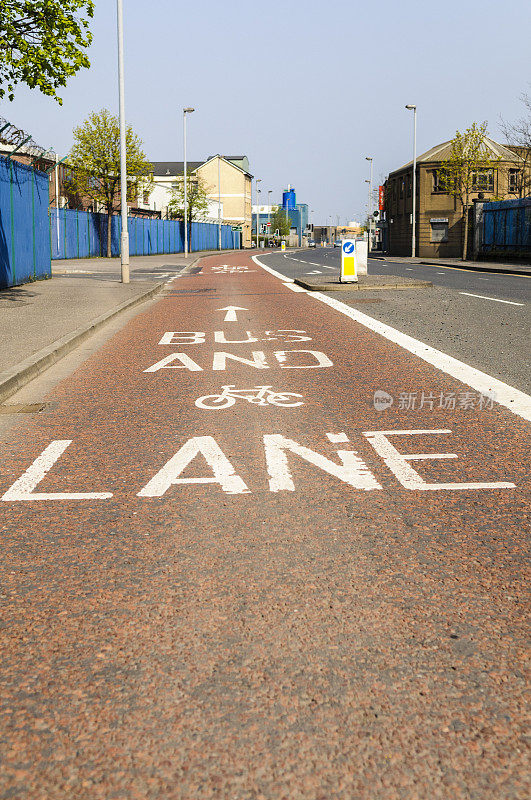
[120,232,130,283]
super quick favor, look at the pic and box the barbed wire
[0,116,55,161]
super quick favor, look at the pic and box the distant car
[333,240,342,247]
[308,239,316,248]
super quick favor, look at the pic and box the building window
[508,169,520,193]
[472,170,494,192]
[143,191,149,204]
[399,179,404,198]
[406,175,411,196]
[392,180,396,200]
[430,220,448,243]
[433,170,449,193]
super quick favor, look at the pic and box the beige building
[145,156,253,247]
[384,137,528,258]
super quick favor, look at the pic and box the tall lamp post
[183,107,194,257]
[217,154,222,250]
[405,104,417,258]
[116,0,129,282]
[267,190,272,241]
[255,178,261,247]
[365,156,373,252]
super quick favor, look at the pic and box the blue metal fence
[481,198,531,259]
[0,155,51,289]
[49,208,241,259]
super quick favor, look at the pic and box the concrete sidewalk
[373,254,530,276]
[0,276,165,403]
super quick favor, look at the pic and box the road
[0,251,529,799]
[265,247,531,393]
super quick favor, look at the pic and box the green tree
[0,1,94,103]
[66,109,153,257]
[499,90,531,198]
[168,174,212,241]
[440,121,499,260]
[269,206,291,239]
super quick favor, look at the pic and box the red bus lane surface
[0,251,529,799]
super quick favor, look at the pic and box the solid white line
[252,254,531,423]
[460,292,524,306]
[284,282,307,293]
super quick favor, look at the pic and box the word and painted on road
[217,306,248,322]
[157,331,313,345]
[211,265,256,274]
[143,350,333,373]
[195,385,304,409]
[1,430,515,502]
[341,239,358,283]
[373,389,497,412]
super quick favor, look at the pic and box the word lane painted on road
[1,430,516,502]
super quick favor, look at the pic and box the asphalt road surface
[264,248,531,394]
[0,252,529,799]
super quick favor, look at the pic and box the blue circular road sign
[343,241,355,254]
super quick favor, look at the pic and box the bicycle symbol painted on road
[211,265,256,274]
[195,385,304,409]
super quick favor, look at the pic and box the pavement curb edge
[0,281,166,404]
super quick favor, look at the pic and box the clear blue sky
[4,0,530,224]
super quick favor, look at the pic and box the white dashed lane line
[459,292,524,307]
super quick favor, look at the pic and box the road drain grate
[0,403,48,415]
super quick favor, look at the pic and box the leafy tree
[66,109,153,257]
[0,1,94,103]
[499,90,531,197]
[269,206,291,239]
[168,174,212,225]
[440,122,499,260]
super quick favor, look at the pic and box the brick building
[384,137,528,258]
[147,156,253,247]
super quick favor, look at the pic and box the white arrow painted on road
[217,306,248,322]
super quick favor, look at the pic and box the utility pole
[116,0,129,282]
[218,155,222,250]
[54,152,60,253]
[183,107,194,257]
[255,178,261,248]
[365,156,373,253]
[405,104,417,258]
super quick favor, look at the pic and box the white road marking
[252,255,531,422]
[144,353,203,372]
[159,332,205,345]
[284,282,307,292]
[405,268,413,271]
[459,292,524,306]
[1,441,113,501]
[326,433,350,443]
[212,351,269,370]
[263,434,381,492]
[217,305,248,322]
[364,430,515,490]
[137,437,250,496]
[305,271,323,275]
[195,385,304,409]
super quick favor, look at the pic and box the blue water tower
[282,184,296,209]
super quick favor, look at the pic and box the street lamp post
[255,178,261,248]
[405,104,417,258]
[116,0,129,283]
[267,190,272,241]
[365,156,373,252]
[183,107,194,258]
[217,154,222,250]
